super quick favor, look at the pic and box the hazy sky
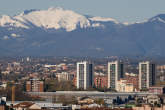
[0,0,165,22]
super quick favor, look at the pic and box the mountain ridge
[0,8,122,31]
[0,8,165,57]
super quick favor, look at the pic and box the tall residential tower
[108,61,124,90]
[77,61,93,90]
[139,61,156,89]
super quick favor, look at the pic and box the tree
[45,79,77,91]
[0,82,43,101]
[95,98,105,106]
[53,95,77,105]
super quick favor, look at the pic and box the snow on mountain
[2,8,165,32]
[151,17,165,23]
[89,16,119,23]
[148,16,165,23]
[123,20,148,25]
[0,15,29,28]
[1,8,165,57]
[0,7,121,31]
[91,23,105,28]
[14,7,91,31]
[149,14,165,24]
[0,8,164,31]
[3,36,9,40]
[11,33,20,38]
[150,14,165,21]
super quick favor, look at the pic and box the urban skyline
[0,57,165,109]
[1,0,165,109]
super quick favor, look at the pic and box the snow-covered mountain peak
[0,15,11,26]
[149,17,165,24]
[1,9,165,57]
[0,8,124,31]
[20,9,39,16]
[14,7,91,31]
[154,14,165,20]
[0,15,28,28]
[0,15,12,21]
[89,16,119,23]
[149,14,165,23]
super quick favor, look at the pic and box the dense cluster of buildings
[76,60,156,92]
[1,57,165,110]
[24,60,160,93]
[0,58,160,94]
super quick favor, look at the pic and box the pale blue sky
[0,0,165,22]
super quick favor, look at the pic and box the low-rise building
[13,102,40,110]
[0,82,7,89]
[0,97,8,110]
[149,86,164,95]
[8,101,71,110]
[56,72,74,82]
[26,79,44,92]
[94,75,107,88]
[125,73,139,91]
[78,97,94,105]
[117,79,134,92]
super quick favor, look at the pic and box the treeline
[0,82,44,101]
[44,79,77,91]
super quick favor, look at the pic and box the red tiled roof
[13,102,34,108]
